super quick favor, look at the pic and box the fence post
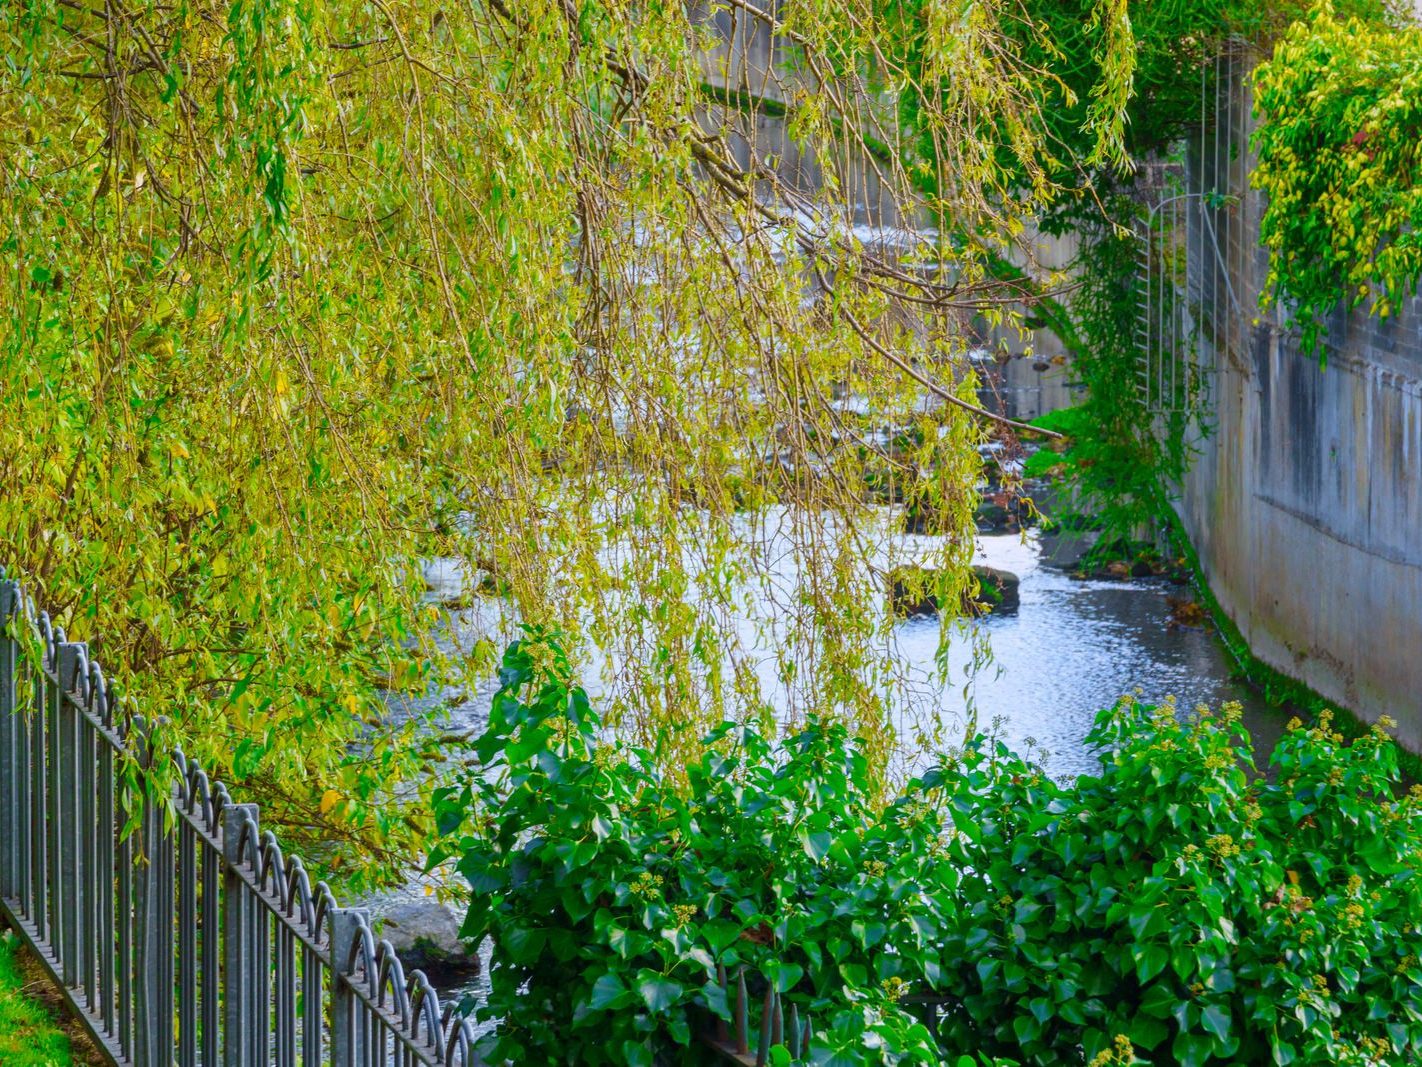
[223,802,260,1067]
[329,907,369,1067]
[0,580,16,905]
[55,642,86,989]
[134,727,176,1067]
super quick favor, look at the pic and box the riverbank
[1161,505,1422,782]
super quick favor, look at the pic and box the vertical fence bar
[1146,212,1157,412]
[224,803,259,1067]
[56,642,85,988]
[16,609,35,926]
[118,784,133,1058]
[33,628,49,943]
[302,939,323,1067]
[275,909,296,1066]
[735,966,750,1055]
[1223,54,1234,360]
[1166,202,1176,409]
[179,807,198,1067]
[80,677,99,1012]
[1158,208,1166,409]
[161,769,177,1063]
[98,683,116,1040]
[757,987,773,1065]
[134,737,176,1067]
[63,661,81,980]
[254,887,271,1064]
[0,581,16,907]
[47,631,62,954]
[1211,54,1222,358]
[330,908,369,1067]
[202,831,221,1067]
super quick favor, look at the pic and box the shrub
[1254,10,1422,360]
[431,634,956,1064]
[433,635,1422,1065]
[934,698,1422,1066]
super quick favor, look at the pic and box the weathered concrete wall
[984,226,1083,423]
[1177,55,1422,745]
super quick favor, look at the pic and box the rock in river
[888,565,1020,617]
[971,565,1021,615]
[375,897,480,978]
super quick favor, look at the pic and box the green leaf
[800,829,832,861]
[762,960,804,993]
[621,1039,654,1067]
[635,972,684,1014]
[589,972,629,1011]
[1200,1003,1231,1042]
[1136,943,1169,984]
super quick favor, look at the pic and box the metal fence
[1135,52,1247,418]
[698,964,813,1065]
[0,576,486,1067]
[0,571,891,1067]
[1136,190,1210,417]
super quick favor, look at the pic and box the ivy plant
[431,633,964,1065]
[934,699,1422,1066]
[438,634,1422,1066]
[1253,6,1422,359]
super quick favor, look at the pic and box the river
[420,521,1290,780]
[911,527,1291,778]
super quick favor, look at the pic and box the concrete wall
[1177,55,1422,745]
[982,226,1084,423]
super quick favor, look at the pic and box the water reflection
[914,530,1289,778]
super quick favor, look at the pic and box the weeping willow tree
[0,0,1131,882]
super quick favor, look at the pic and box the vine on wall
[1253,7,1422,359]
[1025,202,1191,549]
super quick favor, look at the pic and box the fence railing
[0,576,486,1067]
[0,572,913,1066]
[1135,53,1250,419]
[697,964,813,1065]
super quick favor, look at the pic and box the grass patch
[0,925,76,1067]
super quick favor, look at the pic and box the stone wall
[1176,54,1422,745]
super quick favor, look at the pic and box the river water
[915,527,1289,777]
[421,522,1289,780]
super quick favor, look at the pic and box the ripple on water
[905,531,1290,779]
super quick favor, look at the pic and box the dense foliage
[1254,7,1422,358]
[938,701,1422,1067]
[1021,200,1192,546]
[432,634,959,1064]
[1011,0,1396,186]
[438,636,1422,1066]
[0,0,1143,874]
[1002,0,1395,542]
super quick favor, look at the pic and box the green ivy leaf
[635,972,684,1014]
[589,972,629,1011]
